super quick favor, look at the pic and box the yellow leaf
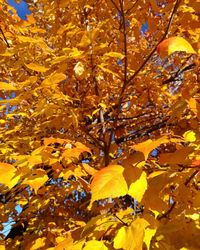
[186,98,198,115]
[98,63,120,78]
[28,155,43,167]
[42,73,66,86]
[0,245,5,250]
[128,171,147,202]
[114,218,149,250]
[30,237,46,250]
[74,62,84,76]
[83,240,108,250]
[25,63,49,72]
[66,48,84,58]
[78,33,91,47]
[54,234,73,250]
[0,82,16,91]
[131,136,169,160]
[89,165,128,207]
[157,37,196,57]
[183,130,196,142]
[143,228,156,250]
[104,52,124,59]
[23,169,48,194]
[0,162,20,189]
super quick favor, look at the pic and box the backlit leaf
[83,240,108,250]
[128,171,147,202]
[143,228,157,250]
[74,62,84,76]
[183,130,196,142]
[0,82,16,91]
[114,218,149,250]
[0,162,20,189]
[25,63,49,72]
[104,52,124,59]
[42,73,66,85]
[157,37,196,57]
[30,237,46,250]
[131,136,169,160]
[54,234,73,250]
[23,169,48,194]
[90,165,128,207]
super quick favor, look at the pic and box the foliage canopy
[0,0,199,249]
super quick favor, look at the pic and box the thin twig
[110,0,121,13]
[157,201,176,220]
[113,213,128,226]
[184,170,199,186]
[0,27,10,48]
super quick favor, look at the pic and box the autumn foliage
[0,0,199,249]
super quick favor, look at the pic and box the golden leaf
[54,234,73,250]
[23,169,48,194]
[114,218,149,250]
[0,82,16,91]
[74,62,85,76]
[83,240,108,250]
[157,37,196,57]
[25,63,49,72]
[143,228,157,250]
[0,162,20,189]
[104,52,124,60]
[89,165,128,207]
[30,237,46,250]
[42,73,66,86]
[183,130,196,142]
[131,136,169,160]
[128,171,147,202]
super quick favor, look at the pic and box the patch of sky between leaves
[7,0,31,20]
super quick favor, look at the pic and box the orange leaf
[131,136,169,160]
[89,165,128,207]
[23,169,48,194]
[157,37,196,57]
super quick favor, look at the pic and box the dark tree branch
[113,213,128,226]
[0,27,10,48]
[116,118,170,144]
[157,201,176,220]
[184,170,199,186]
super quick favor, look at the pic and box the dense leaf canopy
[0,0,199,249]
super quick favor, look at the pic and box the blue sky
[7,0,31,20]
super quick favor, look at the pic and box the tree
[0,0,199,249]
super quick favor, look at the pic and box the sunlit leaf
[128,171,147,202]
[25,63,49,72]
[30,238,46,250]
[54,234,73,250]
[104,52,124,60]
[0,162,20,189]
[0,82,16,91]
[131,136,170,160]
[23,169,48,194]
[74,62,84,76]
[157,37,196,57]
[183,130,196,142]
[83,240,108,250]
[143,228,157,250]
[114,218,149,250]
[90,165,128,207]
[42,73,67,85]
